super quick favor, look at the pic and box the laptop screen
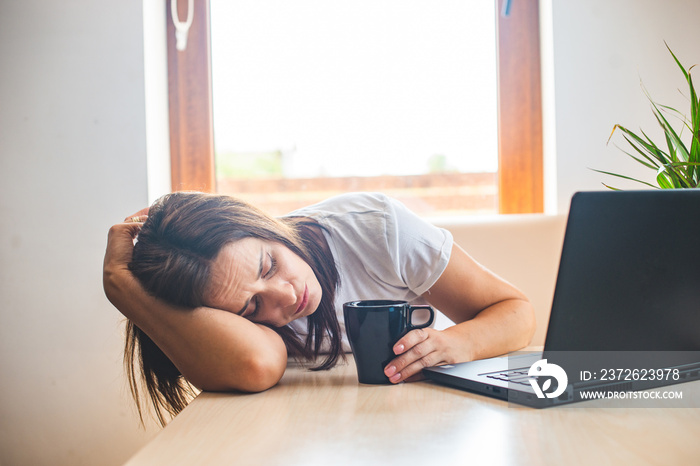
[543,190,700,353]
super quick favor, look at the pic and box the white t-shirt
[284,192,453,351]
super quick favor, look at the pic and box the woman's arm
[103,219,288,392]
[384,243,535,383]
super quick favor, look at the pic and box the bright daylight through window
[211,1,498,217]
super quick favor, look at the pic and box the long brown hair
[125,192,342,426]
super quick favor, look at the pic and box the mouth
[294,284,309,316]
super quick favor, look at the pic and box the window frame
[166,0,543,214]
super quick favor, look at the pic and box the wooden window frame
[167,0,215,192]
[166,0,543,214]
[496,0,544,213]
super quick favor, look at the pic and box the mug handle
[407,305,435,330]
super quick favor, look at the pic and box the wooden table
[125,357,700,465]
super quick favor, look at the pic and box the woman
[103,192,535,425]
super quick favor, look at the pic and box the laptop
[423,190,700,407]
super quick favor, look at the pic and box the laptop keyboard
[485,367,531,386]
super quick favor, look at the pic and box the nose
[265,279,297,312]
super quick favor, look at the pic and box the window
[166,0,543,215]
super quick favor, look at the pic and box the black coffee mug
[343,300,435,384]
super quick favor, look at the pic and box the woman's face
[204,237,322,327]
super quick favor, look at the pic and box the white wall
[547,0,700,212]
[1,0,699,464]
[0,1,161,465]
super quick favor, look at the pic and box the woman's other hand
[103,212,147,311]
[383,327,466,383]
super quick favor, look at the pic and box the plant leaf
[658,163,695,188]
[666,42,700,182]
[600,183,623,191]
[614,142,660,170]
[649,101,690,162]
[664,162,700,187]
[612,125,669,164]
[590,168,659,188]
[656,168,675,189]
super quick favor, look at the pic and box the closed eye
[248,296,261,319]
[264,253,278,279]
[247,254,276,320]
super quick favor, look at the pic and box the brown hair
[126,192,342,426]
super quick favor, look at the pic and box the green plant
[595,44,700,189]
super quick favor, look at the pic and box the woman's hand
[384,326,467,383]
[102,210,148,313]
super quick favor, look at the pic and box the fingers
[105,224,137,265]
[107,208,150,266]
[383,328,448,384]
[108,219,143,242]
[104,212,150,303]
[124,207,150,222]
[390,327,429,357]
[104,218,145,269]
[123,214,147,224]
